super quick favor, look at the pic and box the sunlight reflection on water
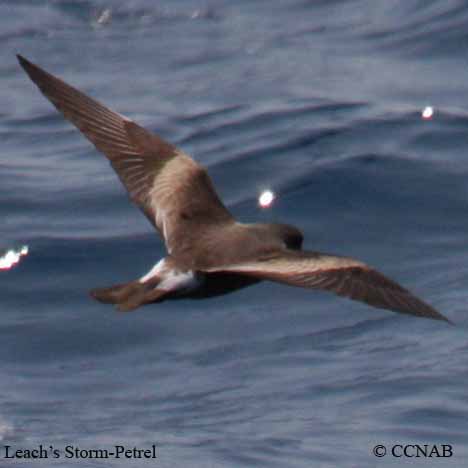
[0,245,29,270]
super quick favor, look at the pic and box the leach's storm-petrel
[17,55,450,322]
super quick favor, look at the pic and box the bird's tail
[90,281,140,305]
[90,279,168,312]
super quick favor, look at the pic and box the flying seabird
[17,55,450,323]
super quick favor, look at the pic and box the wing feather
[205,250,451,323]
[17,55,233,253]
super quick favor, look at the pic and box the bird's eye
[286,235,302,250]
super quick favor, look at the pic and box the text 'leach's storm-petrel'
[17,55,450,323]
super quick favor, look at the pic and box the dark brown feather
[17,54,233,255]
[18,56,450,323]
[205,250,451,323]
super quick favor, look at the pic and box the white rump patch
[139,258,166,283]
[139,258,202,295]
[158,270,201,294]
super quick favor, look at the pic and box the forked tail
[90,278,168,312]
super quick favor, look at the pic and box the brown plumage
[17,54,451,323]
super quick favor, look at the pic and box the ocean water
[2,0,468,466]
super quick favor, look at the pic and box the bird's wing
[205,249,451,323]
[17,55,233,254]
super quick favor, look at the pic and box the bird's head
[266,223,304,250]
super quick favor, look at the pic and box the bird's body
[93,222,302,310]
[17,54,451,323]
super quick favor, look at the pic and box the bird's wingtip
[431,310,454,325]
[443,316,455,326]
[16,54,31,72]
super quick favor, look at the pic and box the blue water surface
[2,1,468,467]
